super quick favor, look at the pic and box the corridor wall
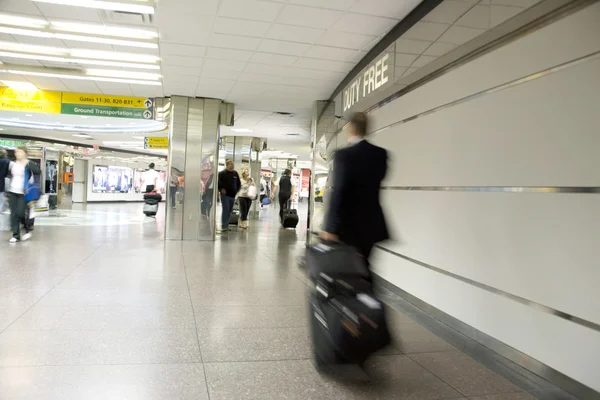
[367,4,600,392]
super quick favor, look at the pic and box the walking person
[272,169,295,223]
[142,163,159,193]
[7,146,41,243]
[217,159,240,232]
[0,149,9,215]
[320,112,389,281]
[237,171,256,229]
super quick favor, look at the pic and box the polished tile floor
[0,203,548,399]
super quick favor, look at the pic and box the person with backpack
[272,169,295,223]
[217,159,240,232]
[7,146,41,243]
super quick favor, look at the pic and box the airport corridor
[0,203,570,399]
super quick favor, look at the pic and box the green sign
[0,139,29,148]
[61,104,154,119]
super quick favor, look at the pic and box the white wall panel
[379,190,600,325]
[371,249,600,392]
[371,57,600,187]
[364,2,600,391]
[368,3,600,133]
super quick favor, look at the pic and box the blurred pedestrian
[7,146,41,243]
[272,168,295,223]
[320,112,389,281]
[237,171,256,229]
[0,149,9,214]
[142,163,159,193]
[218,159,240,232]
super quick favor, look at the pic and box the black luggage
[310,279,391,367]
[306,242,370,283]
[306,242,390,367]
[282,200,299,228]
[143,192,161,216]
[229,199,240,225]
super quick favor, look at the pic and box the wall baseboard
[374,275,599,400]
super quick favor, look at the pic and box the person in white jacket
[237,170,256,229]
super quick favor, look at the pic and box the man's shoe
[9,237,18,244]
[22,232,32,241]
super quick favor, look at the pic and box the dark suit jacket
[324,139,389,248]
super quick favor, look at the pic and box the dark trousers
[221,195,235,229]
[279,193,291,221]
[169,186,177,208]
[354,242,374,283]
[239,197,252,221]
[8,192,29,240]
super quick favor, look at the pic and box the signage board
[0,88,155,119]
[61,93,154,120]
[0,139,29,148]
[341,46,395,115]
[144,137,168,149]
[0,88,62,114]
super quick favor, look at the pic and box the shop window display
[92,165,134,193]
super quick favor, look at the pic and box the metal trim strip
[374,276,600,399]
[382,186,600,194]
[374,245,600,333]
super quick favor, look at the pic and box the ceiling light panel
[32,0,155,15]
[0,51,160,70]
[0,14,48,29]
[51,21,158,40]
[0,27,158,49]
[3,69,162,86]
[0,80,38,90]
[86,69,162,80]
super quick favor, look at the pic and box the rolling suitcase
[307,242,390,368]
[229,199,240,225]
[143,192,161,217]
[282,200,299,228]
[310,278,391,367]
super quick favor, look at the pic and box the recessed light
[231,128,253,133]
[25,114,33,117]
[73,133,91,138]
[51,21,158,40]
[80,116,89,119]
[0,13,48,29]
[0,51,160,71]
[32,0,155,14]
[86,69,161,81]
[0,27,158,49]
[1,80,38,90]
[4,69,162,86]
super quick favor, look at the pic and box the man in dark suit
[320,112,389,278]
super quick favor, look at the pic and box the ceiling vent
[101,10,154,25]
[274,112,295,117]
[285,133,300,136]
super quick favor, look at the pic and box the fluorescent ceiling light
[0,51,160,70]
[0,27,158,49]
[231,128,253,133]
[71,49,159,63]
[86,69,161,81]
[1,80,38,90]
[0,119,167,133]
[51,21,157,40]
[31,0,155,14]
[4,69,162,86]
[0,14,48,29]
[73,133,92,138]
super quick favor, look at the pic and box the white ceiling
[0,0,426,159]
[0,0,542,161]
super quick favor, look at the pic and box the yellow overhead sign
[0,88,62,114]
[0,88,62,103]
[144,137,168,149]
[62,92,154,109]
